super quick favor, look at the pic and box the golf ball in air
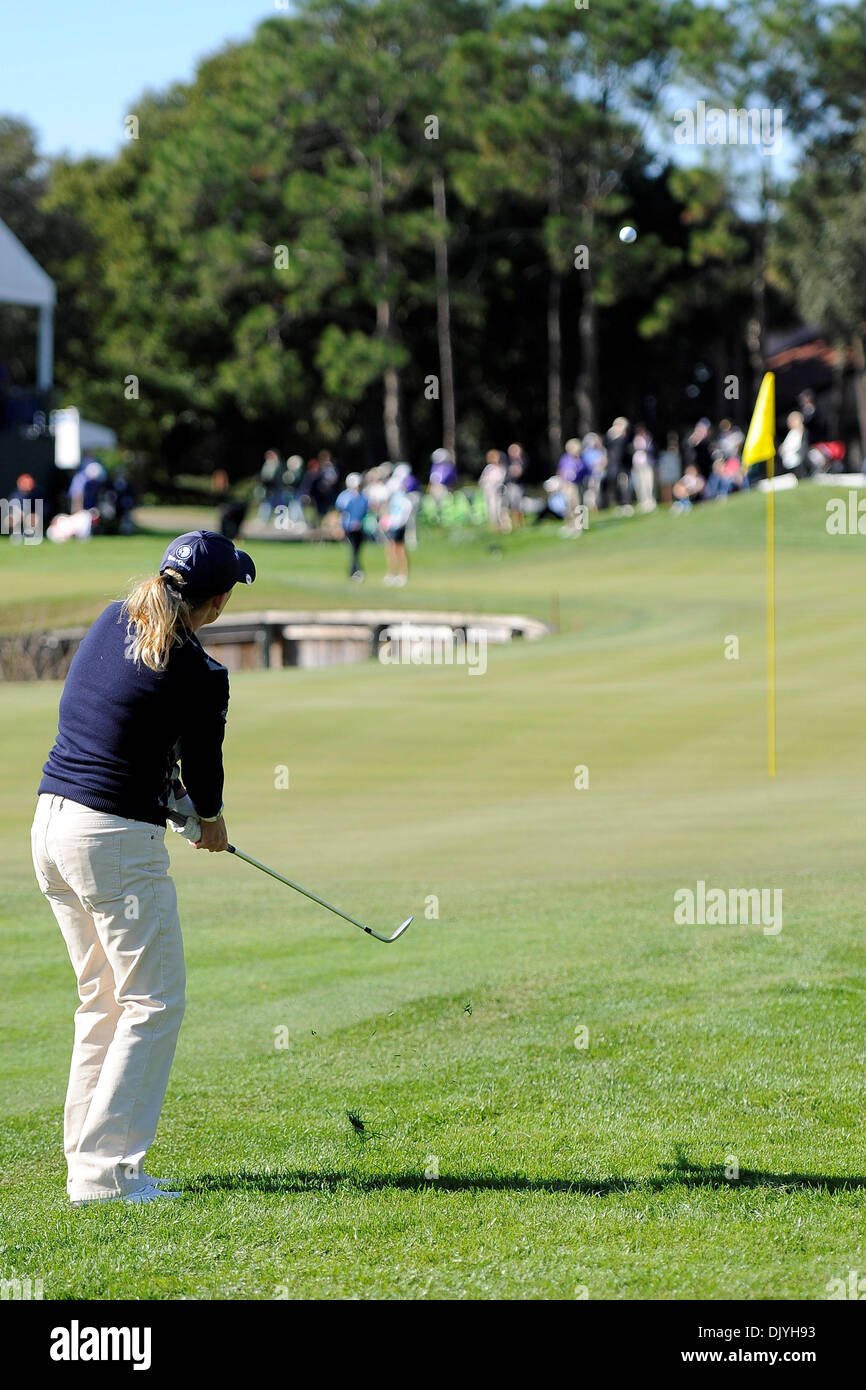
[619,225,637,244]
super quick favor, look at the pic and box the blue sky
[5,0,796,197]
[5,0,277,158]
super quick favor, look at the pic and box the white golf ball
[619,225,637,244]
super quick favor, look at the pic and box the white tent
[0,217,55,389]
[80,419,117,451]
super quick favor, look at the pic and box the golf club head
[370,914,414,943]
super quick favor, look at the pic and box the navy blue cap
[160,530,256,605]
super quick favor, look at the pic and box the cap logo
[176,544,193,558]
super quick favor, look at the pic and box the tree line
[1,0,865,479]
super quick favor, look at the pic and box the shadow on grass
[184,1162,866,1198]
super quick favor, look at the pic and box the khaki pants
[30,793,185,1201]
[632,461,656,509]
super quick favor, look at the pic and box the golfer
[335,472,368,581]
[31,531,255,1206]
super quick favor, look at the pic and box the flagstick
[766,453,776,777]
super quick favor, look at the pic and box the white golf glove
[166,773,202,843]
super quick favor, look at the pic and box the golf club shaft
[226,843,375,937]
[165,809,404,940]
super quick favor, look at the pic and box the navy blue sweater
[38,601,229,826]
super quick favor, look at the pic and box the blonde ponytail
[122,568,194,672]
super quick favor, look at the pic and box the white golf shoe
[123,1184,182,1204]
[71,1183,181,1208]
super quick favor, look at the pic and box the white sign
[51,407,81,469]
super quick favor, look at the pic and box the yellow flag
[742,371,776,468]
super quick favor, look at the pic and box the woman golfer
[31,530,255,1205]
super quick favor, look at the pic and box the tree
[758,1,866,452]
[8,0,774,474]
[779,132,866,456]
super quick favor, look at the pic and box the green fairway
[2,485,866,1299]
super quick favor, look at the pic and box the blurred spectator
[631,424,656,513]
[405,469,422,550]
[505,443,527,529]
[69,457,107,513]
[657,432,681,505]
[602,417,632,512]
[7,473,47,542]
[684,419,713,479]
[285,454,305,490]
[429,447,457,498]
[704,456,737,500]
[10,471,46,509]
[556,438,586,521]
[535,477,571,524]
[671,463,705,512]
[717,418,744,458]
[507,442,528,474]
[807,439,846,474]
[381,474,413,586]
[300,458,329,524]
[480,449,507,529]
[279,454,306,526]
[505,462,525,530]
[109,471,136,535]
[390,463,421,548]
[95,470,137,535]
[336,472,368,582]
[66,462,88,514]
[631,448,656,512]
[47,510,95,542]
[580,432,606,511]
[798,389,827,446]
[364,463,393,519]
[779,411,807,475]
[723,455,745,488]
[317,450,340,510]
[632,423,655,458]
[258,449,284,520]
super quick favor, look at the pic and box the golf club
[166,810,413,943]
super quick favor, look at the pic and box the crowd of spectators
[538,390,846,530]
[11,384,842,560]
[4,457,137,542]
[247,386,848,578]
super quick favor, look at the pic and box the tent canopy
[0,216,55,309]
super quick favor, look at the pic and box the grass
[2,483,866,1299]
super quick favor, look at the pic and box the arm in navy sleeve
[178,666,230,819]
